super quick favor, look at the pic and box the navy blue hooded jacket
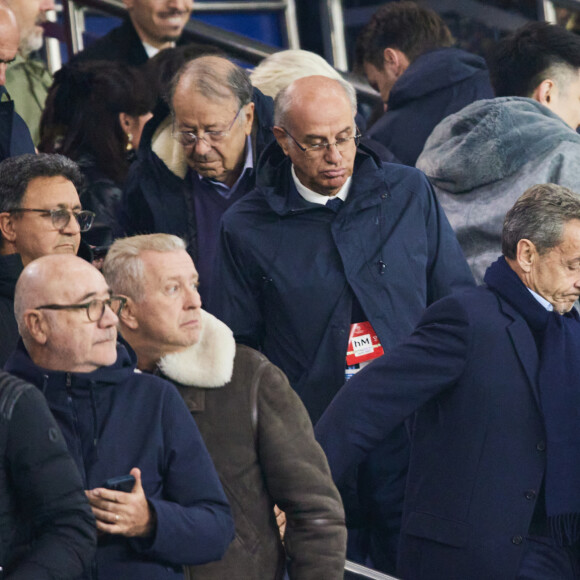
[367,48,493,166]
[5,342,234,580]
[208,141,474,423]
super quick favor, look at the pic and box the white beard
[20,29,44,57]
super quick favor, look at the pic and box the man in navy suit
[316,183,580,579]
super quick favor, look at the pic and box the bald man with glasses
[0,153,95,365]
[4,254,234,580]
[209,75,475,574]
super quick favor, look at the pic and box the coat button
[536,441,546,452]
[512,535,523,545]
[524,490,536,500]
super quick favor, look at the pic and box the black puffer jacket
[0,371,96,578]
[0,254,22,367]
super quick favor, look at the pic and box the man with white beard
[5,0,55,144]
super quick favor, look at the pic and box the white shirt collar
[291,164,352,206]
[528,288,554,312]
[142,41,175,59]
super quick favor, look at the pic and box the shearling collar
[157,309,236,388]
[151,116,188,179]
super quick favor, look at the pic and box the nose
[99,304,119,328]
[193,136,212,155]
[61,212,81,235]
[324,142,342,163]
[185,285,202,309]
[41,0,56,10]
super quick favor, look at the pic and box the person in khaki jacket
[103,233,347,580]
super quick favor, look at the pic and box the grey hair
[0,153,83,212]
[103,234,187,302]
[169,55,253,114]
[274,76,357,127]
[502,183,580,259]
[250,49,343,98]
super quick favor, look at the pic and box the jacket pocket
[221,480,261,555]
[404,511,471,548]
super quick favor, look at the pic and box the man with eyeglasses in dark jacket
[5,254,234,579]
[0,153,95,366]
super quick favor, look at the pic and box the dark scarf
[484,256,580,545]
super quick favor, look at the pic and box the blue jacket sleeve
[208,214,264,350]
[315,293,472,487]
[130,386,234,565]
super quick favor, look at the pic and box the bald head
[16,255,119,372]
[274,75,357,129]
[0,3,19,86]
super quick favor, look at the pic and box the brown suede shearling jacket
[157,310,346,580]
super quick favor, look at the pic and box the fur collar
[158,310,236,388]
[151,116,188,179]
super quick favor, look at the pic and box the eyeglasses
[173,107,243,147]
[282,127,361,156]
[9,208,95,232]
[36,296,127,322]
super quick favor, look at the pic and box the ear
[23,310,49,345]
[118,112,132,134]
[118,297,140,331]
[382,47,408,78]
[515,239,536,273]
[243,102,255,136]
[532,79,555,107]
[272,126,290,156]
[0,212,17,243]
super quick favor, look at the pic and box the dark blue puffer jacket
[5,341,234,580]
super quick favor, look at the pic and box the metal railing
[55,0,381,108]
[344,560,400,580]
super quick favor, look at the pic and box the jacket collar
[257,141,388,216]
[5,340,138,392]
[496,293,541,409]
[157,309,236,388]
[148,87,274,181]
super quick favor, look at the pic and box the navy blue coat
[316,285,548,580]
[367,48,494,167]
[5,342,234,580]
[209,142,474,422]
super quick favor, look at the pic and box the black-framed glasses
[36,296,127,322]
[282,127,361,156]
[9,208,95,232]
[173,107,243,147]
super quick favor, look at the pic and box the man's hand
[86,467,156,538]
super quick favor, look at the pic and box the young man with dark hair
[417,22,580,284]
[358,0,493,166]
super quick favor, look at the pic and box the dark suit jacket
[316,284,547,580]
[71,18,189,67]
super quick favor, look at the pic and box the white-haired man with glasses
[122,55,274,303]
[5,253,234,580]
[209,74,475,574]
[0,153,95,365]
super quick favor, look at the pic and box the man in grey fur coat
[103,233,347,580]
[417,22,580,283]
